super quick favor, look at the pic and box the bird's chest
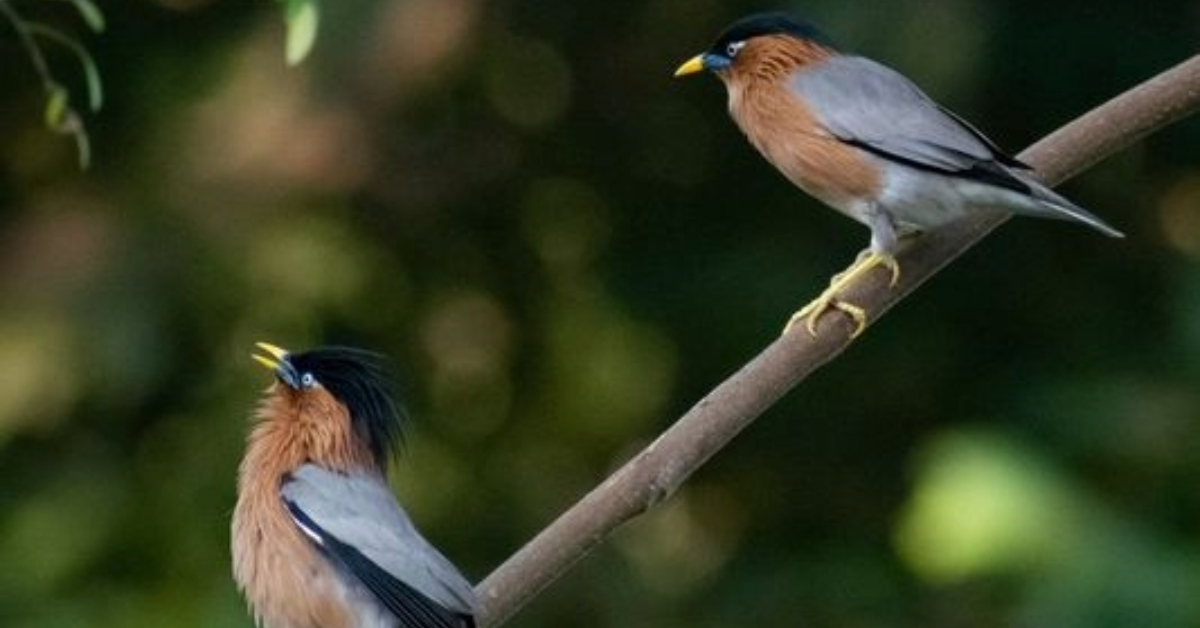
[728,83,881,215]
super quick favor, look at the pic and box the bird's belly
[241,543,396,628]
[233,499,397,628]
[875,163,1014,231]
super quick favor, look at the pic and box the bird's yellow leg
[784,251,901,338]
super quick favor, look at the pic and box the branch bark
[474,54,1200,628]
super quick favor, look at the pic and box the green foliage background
[1,1,1198,627]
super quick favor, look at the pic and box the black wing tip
[843,138,1034,196]
[932,104,1031,171]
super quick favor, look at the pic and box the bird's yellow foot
[783,251,901,338]
[786,293,868,337]
[848,250,901,288]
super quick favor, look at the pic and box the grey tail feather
[1017,175,1125,238]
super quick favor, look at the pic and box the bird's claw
[879,255,901,288]
[782,251,901,338]
[786,294,868,337]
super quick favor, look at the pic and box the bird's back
[732,53,1121,236]
[282,465,479,622]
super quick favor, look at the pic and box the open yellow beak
[252,341,289,371]
[673,54,706,77]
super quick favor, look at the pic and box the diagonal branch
[473,55,1200,628]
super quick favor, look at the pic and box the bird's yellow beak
[673,54,706,77]
[252,341,289,371]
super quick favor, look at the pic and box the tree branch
[474,54,1200,628]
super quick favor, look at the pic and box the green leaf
[43,83,69,129]
[284,0,319,66]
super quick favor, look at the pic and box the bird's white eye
[300,372,316,388]
[725,41,745,58]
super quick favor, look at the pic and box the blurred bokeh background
[1,0,1198,626]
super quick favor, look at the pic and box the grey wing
[790,55,1030,191]
[281,464,478,625]
[791,56,1123,238]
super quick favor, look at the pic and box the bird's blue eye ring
[300,372,316,388]
[725,41,745,58]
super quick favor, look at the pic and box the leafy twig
[0,0,105,169]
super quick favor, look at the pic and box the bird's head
[674,12,835,81]
[253,342,404,469]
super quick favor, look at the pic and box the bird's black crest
[288,346,405,466]
[712,12,834,51]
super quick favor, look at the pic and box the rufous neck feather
[729,34,834,84]
[241,385,383,482]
